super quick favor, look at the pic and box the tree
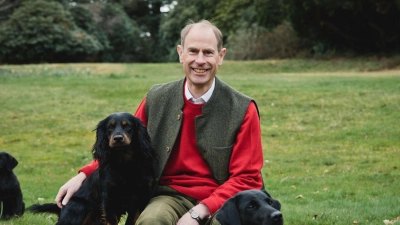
[95,2,151,62]
[0,0,103,63]
[254,0,285,30]
[0,0,21,23]
[282,0,400,54]
[213,0,253,36]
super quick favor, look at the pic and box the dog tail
[27,203,61,216]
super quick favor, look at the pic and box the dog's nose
[113,134,124,142]
[271,211,283,221]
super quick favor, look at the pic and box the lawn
[0,59,399,224]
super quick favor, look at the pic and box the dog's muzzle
[113,134,124,142]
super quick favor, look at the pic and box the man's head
[177,20,226,94]
[180,20,224,52]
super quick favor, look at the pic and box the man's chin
[187,75,213,86]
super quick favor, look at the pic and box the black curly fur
[0,152,25,220]
[28,112,157,225]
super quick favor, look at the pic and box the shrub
[0,0,103,63]
[226,21,303,60]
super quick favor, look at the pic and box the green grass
[0,59,399,224]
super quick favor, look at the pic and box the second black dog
[216,189,283,225]
[28,112,157,225]
[0,151,25,220]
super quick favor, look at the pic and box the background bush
[0,0,399,63]
[0,0,103,63]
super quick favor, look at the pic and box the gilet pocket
[204,145,233,185]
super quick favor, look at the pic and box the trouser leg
[135,186,195,225]
[135,186,221,225]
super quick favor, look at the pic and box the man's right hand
[55,172,87,208]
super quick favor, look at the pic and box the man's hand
[55,172,87,208]
[177,203,210,225]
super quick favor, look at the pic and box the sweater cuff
[201,198,220,215]
[78,160,98,176]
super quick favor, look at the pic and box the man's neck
[185,78,216,100]
[188,84,209,99]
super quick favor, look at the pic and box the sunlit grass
[0,59,399,224]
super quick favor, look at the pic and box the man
[56,20,264,225]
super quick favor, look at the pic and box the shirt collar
[185,77,215,104]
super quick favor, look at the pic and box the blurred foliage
[282,0,400,54]
[0,0,103,63]
[0,0,399,63]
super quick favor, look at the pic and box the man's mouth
[193,68,207,73]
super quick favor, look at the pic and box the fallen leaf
[383,220,393,225]
[383,217,400,225]
[353,220,358,224]
[295,194,304,199]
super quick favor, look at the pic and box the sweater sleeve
[133,98,148,126]
[78,160,99,176]
[201,101,264,214]
[79,98,148,176]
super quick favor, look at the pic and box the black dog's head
[92,112,156,165]
[217,190,283,225]
[0,151,18,172]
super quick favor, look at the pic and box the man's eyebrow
[186,47,198,51]
[203,48,215,53]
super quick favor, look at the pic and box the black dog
[216,190,283,225]
[0,152,25,219]
[28,112,157,225]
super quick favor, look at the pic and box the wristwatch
[189,209,202,223]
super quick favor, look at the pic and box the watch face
[191,210,199,218]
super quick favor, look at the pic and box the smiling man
[177,21,226,100]
[56,20,264,225]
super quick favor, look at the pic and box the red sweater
[80,97,263,214]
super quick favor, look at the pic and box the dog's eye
[266,198,273,205]
[246,200,259,210]
[125,125,131,130]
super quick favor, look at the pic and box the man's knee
[135,196,183,225]
[135,216,171,225]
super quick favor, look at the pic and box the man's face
[177,25,226,91]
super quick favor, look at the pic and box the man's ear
[218,48,227,65]
[177,45,183,63]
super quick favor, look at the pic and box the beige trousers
[135,186,221,225]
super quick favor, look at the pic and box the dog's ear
[92,118,109,163]
[262,189,272,198]
[216,196,242,225]
[5,152,18,171]
[262,189,281,211]
[136,120,157,162]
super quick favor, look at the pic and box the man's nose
[195,52,206,64]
